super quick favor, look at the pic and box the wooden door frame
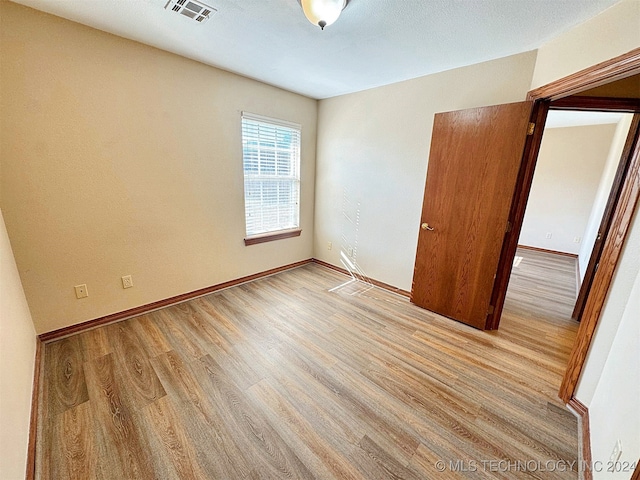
[486,100,550,329]
[572,113,640,322]
[488,102,640,332]
[489,47,640,403]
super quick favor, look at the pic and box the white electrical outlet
[347,246,353,257]
[610,439,622,463]
[546,232,552,239]
[574,236,582,243]
[74,284,88,299]
[327,241,332,250]
[121,275,133,289]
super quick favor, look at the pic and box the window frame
[241,112,302,246]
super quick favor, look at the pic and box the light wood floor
[37,249,580,479]
[507,248,579,326]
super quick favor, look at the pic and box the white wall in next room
[519,122,617,256]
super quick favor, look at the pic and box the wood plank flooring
[36,249,580,479]
[507,248,578,325]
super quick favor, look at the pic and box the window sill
[244,228,302,246]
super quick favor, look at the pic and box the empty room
[1,0,639,479]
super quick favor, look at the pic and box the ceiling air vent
[164,0,217,23]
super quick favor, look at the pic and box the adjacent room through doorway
[512,110,634,329]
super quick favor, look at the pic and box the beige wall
[519,124,617,255]
[531,0,640,90]
[0,1,317,334]
[1,0,639,470]
[589,267,640,479]
[314,51,537,291]
[0,209,37,480]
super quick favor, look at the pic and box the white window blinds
[241,113,301,237]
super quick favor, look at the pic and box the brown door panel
[411,102,533,329]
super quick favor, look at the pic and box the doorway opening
[409,53,639,404]
[509,109,635,328]
[505,68,640,404]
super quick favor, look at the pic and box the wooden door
[411,102,533,329]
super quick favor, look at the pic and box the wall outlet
[610,439,622,463]
[121,275,133,289]
[574,237,582,243]
[74,284,88,299]
[347,246,353,257]
[327,241,332,250]
[546,232,552,239]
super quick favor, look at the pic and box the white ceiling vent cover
[164,0,217,23]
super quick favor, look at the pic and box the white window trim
[241,112,302,244]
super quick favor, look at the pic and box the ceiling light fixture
[300,0,348,30]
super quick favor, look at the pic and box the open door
[411,102,534,329]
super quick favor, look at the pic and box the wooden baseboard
[39,259,313,342]
[518,244,578,258]
[27,257,588,479]
[568,396,592,480]
[38,257,413,344]
[25,338,43,480]
[311,258,411,298]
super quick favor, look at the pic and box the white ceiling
[546,110,626,128]
[10,0,622,99]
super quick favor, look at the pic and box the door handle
[421,223,434,231]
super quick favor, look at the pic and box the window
[241,112,301,244]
